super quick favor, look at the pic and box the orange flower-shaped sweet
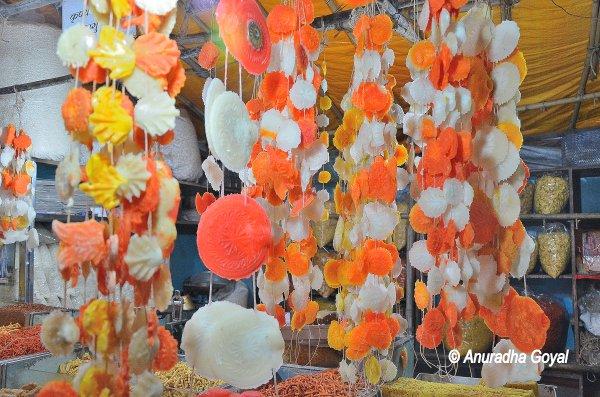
[334,184,355,217]
[409,204,433,234]
[61,88,93,140]
[134,32,180,77]
[298,116,317,148]
[421,139,451,177]
[246,98,264,120]
[507,295,550,353]
[259,72,289,111]
[333,125,356,151]
[257,304,286,327]
[479,287,517,338]
[468,57,493,111]
[265,256,287,281]
[351,82,392,119]
[166,62,186,97]
[285,242,310,276]
[71,59,107,84]
[408,40,436,71]
[470,189,500,245]
[197,41,220,70]
[295,0,314,25]
[369,14,393,46]
[449,55,471,83]
[251,146,300,203]
[346,323,370,360]
[416,307,445,349]
[363,312,394,350]
[299,25,319,53]
[267,5,297,40]
[152,326,178,371]
[351,156,397,205]
[291,300,319,331]
[38,381,78,397]
[362,239,398,276]
[429,44,452,90]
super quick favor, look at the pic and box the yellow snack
[80,154,126,209]
[89,87,133,146]
[89,26,135,79]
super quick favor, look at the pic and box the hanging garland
[403,0,548,387]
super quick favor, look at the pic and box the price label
[62,0,99,33]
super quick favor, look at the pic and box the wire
[548,0,599,20]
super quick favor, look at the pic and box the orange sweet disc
[294,0,314,25]
[369,14,393,46]
[38,381,78,397]
[197,194,273,280]
[470,189,500,245]
[216,0,271,75]
[351,82,392,118]
[62,88,93,137]
[478,287,517,338]
[409,204,433,234]
[414,280,430,310]
[507,295,550,353]
[408,40,436,70]
[299,25,320,53]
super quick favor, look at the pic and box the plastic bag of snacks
[538,223,570,278]
[581,231,600,273]
[519,181,535,215]
[526,228,540,275]
[312,203,337,248]
[534,174,569,214]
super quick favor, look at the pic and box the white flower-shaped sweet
[135,0,177,15]
[57,25,96,67]
[134,92,179,137]
[289,78,316,110]
[201,155,224,192]
[41,310,80,356]
[124,234,163,282]
[116,153,151,201]
[124,67,164,99]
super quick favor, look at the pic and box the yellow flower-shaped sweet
[395,144,408,166]
[80,154,126,209]
[365,355,382,384]
[327,320,346,351]
[89,26,135,79]
[320,131,329,147]
[342,107,364,131]
[498,122,523,149]
[82,299,118,357]
[333,125,356,151]
[79,364,114,396]
[89,87,133,146]
[110,0,131,19]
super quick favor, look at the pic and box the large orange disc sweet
[215,0,271,75]
[197,194,273,280]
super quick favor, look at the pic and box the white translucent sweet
[512,232,535,279]
[507,160,527,193]
[492,63,521,105]
[286,189,329,241]
[1,146,15,167]
[360,202,398,240]
[276,119,301,152]
[132,371,163,397]
[57,25,96,68]
[55,146,81,204]
[408,76,436,106]
[487,21,520,63]
[493,142,520,182]
[181,301,284,389]
[124,67,164,99]
[443,284,468,311]
[357,275,396,313]
[426,265,444,295]
[300,141,328,190]
[203,78,226,155]
[339,360,358,384]
[492,183,520,227]
[443,178,464,206]
[417,0,429,31]
[116,153,151,201]
[442,261,461,287]
[463,181,474,206]
[418,187,447,218]
[382,48,395,69]
[208,91,258,172]
[41,310,80,356]
[124,234,163,282]
[201,155,224,191]
[482,339,543,388]
[408,240,434,273]
[472,255,507,309]
[379,358,398,382]
[134,92,180,137]
[316,113,329,128]
[444,203,469,231]
[289,78,316,110]
[135,0,177,15]
[129,327,155,375]
[397,168,410,191]
[472,127,509,168]
[460,3,493,56]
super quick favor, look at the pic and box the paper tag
[62,0,99,33]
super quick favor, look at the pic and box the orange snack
[414,280,430,310]
[265,256,287,281]
[299,25,320,53]
[351,82,392,119]
[259,72,289,110]
[38,381,78,397]
[409,204,433,234]
[267,5,297,39]
[416,307,445,349]
[369,14,393,46]
[134,32,180,77]
[152,326,178,371]
[61,88,93,142]
[166,62,186,97]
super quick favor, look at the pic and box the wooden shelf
[520,213,600,221]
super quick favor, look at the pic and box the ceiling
[1,0,598,139]
[176,0,600,139]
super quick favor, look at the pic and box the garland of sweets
[403,0,549,387]
[323,1,410,386]
[38,0,184,394]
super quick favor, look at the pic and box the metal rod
[172,32,210,46]
[0,75,73,95]
[569,0,600,129]
[517,91,600,112]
